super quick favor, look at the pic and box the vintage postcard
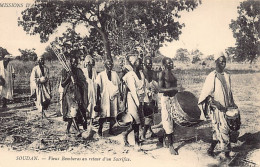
[0,0,259,167]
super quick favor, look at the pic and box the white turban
[123,65,133,72]
[214,52,226,61]
[128,56,138,65]
[3,54,13,59]
[84,55,93,64]
[37,55,44,61]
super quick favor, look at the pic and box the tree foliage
[174,48,190,62]
[18,0,200,60]
[18,48,37,61]
[42,46,57,61]
[230,0,260,63]
[205,54,214,61]
[191,49,203,64]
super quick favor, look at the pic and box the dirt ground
[0,72,259,167]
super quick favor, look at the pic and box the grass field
[0,59,259,166]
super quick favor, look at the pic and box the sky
[160,0,242,57]
[0,0,243,57]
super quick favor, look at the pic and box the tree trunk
[101,32,112,60]
[84,22,112,60]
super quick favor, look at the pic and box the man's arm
[61,69,71,88]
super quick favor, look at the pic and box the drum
[116,111,133,127]
[170,91,202,127]
[225,108,241,131]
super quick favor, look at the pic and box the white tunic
[198,70,235,151]
[0,61,14,100]
[96,70,120,118]
[30,65,51,111]
[82,67,97,118]
[123,70,145,124]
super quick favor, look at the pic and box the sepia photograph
[0,0,259,166]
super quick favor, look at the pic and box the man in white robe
[121,56,145,147]
[96,59,120,136]
[198,52,237,159]
[81,55,97,125]
[0,55,15,108]
[30,56,51,119]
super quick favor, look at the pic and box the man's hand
[120,101,126,112]
[211,100,226,111]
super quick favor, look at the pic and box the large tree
[229,0,260,63]
[18,0,200,60]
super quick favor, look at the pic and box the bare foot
[76,132,82,137]
[124,140,131,147]
[169,146,178,155]
[150,133,157,138]
[134,143,142,151]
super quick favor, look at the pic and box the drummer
[158,57,179,155]
[198,52,238,159]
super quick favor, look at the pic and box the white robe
[96,70,120,118]
[30,65,51,111]
[0,61,14,100]
[82,67,97,118]
[198,70,235,151]
[123,71,145,124]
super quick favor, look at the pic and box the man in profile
[0,54,15,108]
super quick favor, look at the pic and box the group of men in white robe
[1,51,239,159]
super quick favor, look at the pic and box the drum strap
[213,72,216,93]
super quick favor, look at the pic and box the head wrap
[214,52,226,61]
[123,65,133,72]
[104,58,113,64]
[37,54,44,61]
[84,55,93,65]
[128,56,138,65]
[3,54,13,59]
[144,56,152,62]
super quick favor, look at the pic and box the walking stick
[12,73,15,98]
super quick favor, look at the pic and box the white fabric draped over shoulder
[30,65,51,111]
[198,70,234,151]
[0,60,15,100]
[82,67,98,118]
[198,71,232,106]
[122,70,145,124]
[95,70,120,118]
[122,70,145,107]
